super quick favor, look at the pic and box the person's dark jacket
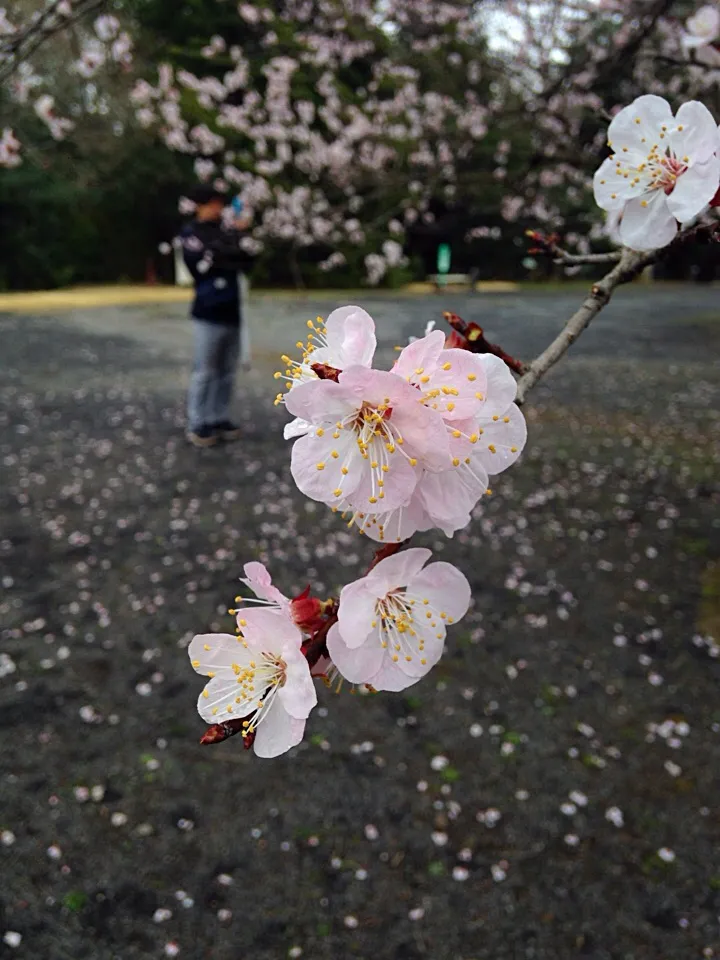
[180,219,255,325]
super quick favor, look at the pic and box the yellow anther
[341,466,349,475]
[447,402,455,412]
[316,462,325,470]
[488,444,496,453]
[452,457,460,466]
[369,496,378,504]
[409,457,417,466]
[203,644,211,651]
[442,362,452,371]
[333,488,342,497]
[202,689,209,698]
[467,373,476,381]
[510,446,518,453]
[469,434,478,443]
[420,375,430,384]
[316,427,324,437]
[192,659,200,667]
[475,392,484,400]
[331,450,339,459]
[452,430,461,438]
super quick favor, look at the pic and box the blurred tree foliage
[0,0,715,289]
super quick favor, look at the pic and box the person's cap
[187,184,227,206]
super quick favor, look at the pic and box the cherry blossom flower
[278,306,377,439]
[189,608,317,758]
[326,548,470,691]
[593,95,720,250]
[285,365,450,516]
[340,333,526,542]
[683,5,720,49]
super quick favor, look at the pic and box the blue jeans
[187,320,240,431]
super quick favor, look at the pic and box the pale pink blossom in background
[327,548,471,691]
[0,127,21,167]
[0,8,15,35]
[683,5,720,49]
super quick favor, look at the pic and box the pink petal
[473,403,527,475]
[284,378,355,424]
[476,355,518,417]
[327,622,385,684]
[291,430,362,505]
[337,579,378,649]
[325,305,377,368]
[277,645,317,719]
[392,330,445,380]
[253,703,306,758]
[188,633,245,675]
[241,562,288,606]
[345,438,418,513]
[367,658,423,692]
[240,608,303,652]
[365,547,432,597]
[419,349,488,421]
[390,402,451,473]
[406,561,471,623]
[416,465,486,531]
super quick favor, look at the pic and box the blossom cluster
[188,306,527,757]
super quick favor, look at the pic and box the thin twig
[526,230,622,266]
[515,221,720,404]
[553,251,622,266]
[0,0,109,84]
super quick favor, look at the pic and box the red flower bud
[290,586,326,632]
[311,362,341,382]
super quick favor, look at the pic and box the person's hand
[233,211,253,230]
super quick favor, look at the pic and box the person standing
[180,185,255,447]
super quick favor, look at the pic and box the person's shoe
[187,425,219,447]
[213,420,241,441]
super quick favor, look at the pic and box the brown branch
[515,221,720,405]
[526,229,622,266]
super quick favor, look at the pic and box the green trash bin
[436,244,451,285]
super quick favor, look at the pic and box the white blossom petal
[666,154,720,223]
[619,190,678,250]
